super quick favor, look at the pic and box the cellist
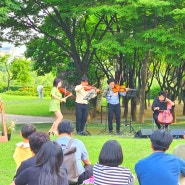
[152,91,175,129]
[103,78,129,135]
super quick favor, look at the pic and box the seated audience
[13,131,50,179]
[55,120,93,184]
[13,123,36,169]
[11,141,68,185]
[173,144,185,185]
[93,140,134,185]
[135,130,185,185]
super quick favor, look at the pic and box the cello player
[152,91,175,129]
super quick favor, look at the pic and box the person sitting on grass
[13,123,36,169]
[173,144,185,185]
[135,130,185,185]
[93,140,134,185]
[11,141,68,185]
[55,120,93,184]
[13,131,50,180]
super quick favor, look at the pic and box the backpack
[63,138,79,184]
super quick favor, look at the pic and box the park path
[5,114,55,124]
[4,113,185,125]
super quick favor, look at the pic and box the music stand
[98,105,109,134]
[122,90,138,134]
[85,122,91,135]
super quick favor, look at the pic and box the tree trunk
[139,50,150,123]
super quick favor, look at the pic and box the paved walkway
[4,114,185,125]
[5,114,55,124]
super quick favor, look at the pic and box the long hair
[53,78,62,87]
[35,141,64,185]
[99,140,123,167]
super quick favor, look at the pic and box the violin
[58,87,75,99]
[84,85,95,91]
[112,84,127,93]
[83,83,102,93]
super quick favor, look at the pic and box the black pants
[108,103,121,132]
[78,165,93,184]
[75,103,88,133]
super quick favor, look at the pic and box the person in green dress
[49,78,67,135]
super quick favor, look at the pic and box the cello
[157,101,173,125]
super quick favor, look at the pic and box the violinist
[75,76,100,135]
[103,78,129,135]
[151,91,175,129]
[49,77,72,135]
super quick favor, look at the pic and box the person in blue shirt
[103,78,128,135]
[135,130,185,185]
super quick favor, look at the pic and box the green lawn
[0,94,185,185]
[1,123,185,185]
[1,94,52,116]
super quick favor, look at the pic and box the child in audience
[13,123,36,169]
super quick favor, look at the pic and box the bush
[3,86,51,97]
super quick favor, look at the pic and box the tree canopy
[1,0,185,122]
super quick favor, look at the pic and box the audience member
[93,140,134,185]
[13,131,50,179]
[55,120,93,184]
[135,130,185,185]
[173,144,185,185]
[13,123,36,169]
[12,141,68,185]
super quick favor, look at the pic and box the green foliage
[10,58,32,85]
[1,123,185,185]
[150,86,161,99]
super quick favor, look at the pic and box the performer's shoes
[52,131,58,136]
[77,131,88,136]
[48,131,58,136]
[117,131,122,135]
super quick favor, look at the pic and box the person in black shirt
[152,91,174,129]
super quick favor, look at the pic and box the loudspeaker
[170,129,185,139]
[135,129,153,138]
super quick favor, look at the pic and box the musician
[103,78,128,135]
[75,76,100,135]
[151,91,175,129]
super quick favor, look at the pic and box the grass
[1,123,185,185]
[1,94,52,116]
[0,94,185,185]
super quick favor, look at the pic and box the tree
[1,0,117,77]
[0,55,32,89]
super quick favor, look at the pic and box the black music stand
[122,90,138,134]
[98,104,109,134]
[85,123,91,135]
